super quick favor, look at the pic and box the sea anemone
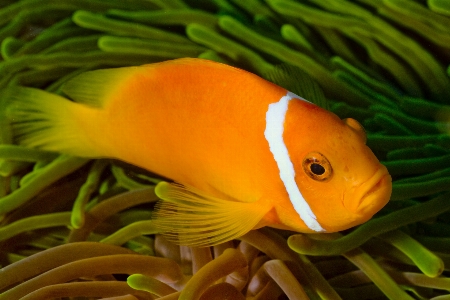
[1,0,450,299]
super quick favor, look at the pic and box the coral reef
[0,0,450,299]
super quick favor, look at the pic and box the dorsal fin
[264,63,330,110]
[152,182,272,247]
[62,66,141,108]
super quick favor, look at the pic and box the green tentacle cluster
[0,0,450,299]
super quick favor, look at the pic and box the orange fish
[5,58,392,246]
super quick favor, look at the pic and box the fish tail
[152,181,273,247]
[2,86,101,157]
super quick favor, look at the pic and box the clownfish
[4,58,391,246]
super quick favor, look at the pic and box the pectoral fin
[152,181,272,247]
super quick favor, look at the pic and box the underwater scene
[0,0,450,299]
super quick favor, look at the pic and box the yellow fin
[152,182,271,247]
[62,66,140,108]
[3,86,101,157]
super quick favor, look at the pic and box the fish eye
[310,163,325,175]
[302,152,332,181]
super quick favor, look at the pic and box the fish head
[282,100,392,233]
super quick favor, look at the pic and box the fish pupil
[310,163,325,175]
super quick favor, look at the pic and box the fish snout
[344,165,392,216]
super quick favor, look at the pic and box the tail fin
[3,86,102,157]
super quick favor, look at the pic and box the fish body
[5,58,392,246]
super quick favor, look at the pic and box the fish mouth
[345,166,392,215]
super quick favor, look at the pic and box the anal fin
[152,182,272,247]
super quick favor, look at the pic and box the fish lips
[344,165,392,217]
